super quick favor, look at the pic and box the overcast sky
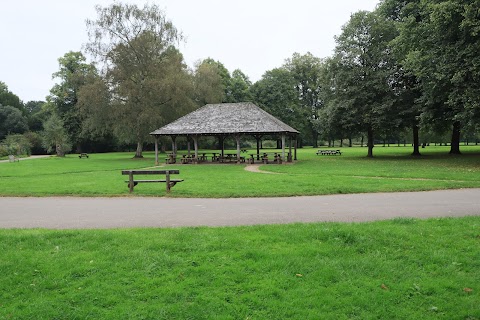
[1,0,379,102]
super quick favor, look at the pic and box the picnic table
[316,149,342,156]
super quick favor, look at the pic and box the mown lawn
[0,217,478,319]
[1,146,479,197]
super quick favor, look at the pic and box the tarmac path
[1,188,479,229]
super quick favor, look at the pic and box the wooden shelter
[150,102,300,165]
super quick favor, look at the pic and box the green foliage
[1,217,479,319]
[251,68,303,131]
[329,11,399,157]
[0,104,29,139]
[284,52,325,147]
[41,113,71,157]
[1,134,32,156]
[385,0,480,153]
[84,2,195,157]
[48,51,97,152]
[0,81,24,112]
[192,60,225,106]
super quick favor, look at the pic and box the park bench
[121,169,183,193]
[316,150,342,156]
[8,155,19,162]
[79,153,89,158]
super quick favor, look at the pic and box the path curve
[1,189,479,229]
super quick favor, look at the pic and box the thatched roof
[150,102,299,136]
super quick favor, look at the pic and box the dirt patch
[244,164,282,174]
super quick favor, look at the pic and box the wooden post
[154,136,159,166]
[171,136,177,156]
[165,170,171,193]
[220,136,225,158]
[294,136,298,161]
[281,134,286,162]
[236,134,241,163]
[128,171,134,193]
[193,135,199,163]
[288,135,293,162]
[255,135,262,160]
[187,136,191,156]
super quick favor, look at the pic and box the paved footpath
[1,188,479,229]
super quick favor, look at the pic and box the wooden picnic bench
[316,150,342,156]
[121,170,183,193]
[8,155,19,162]
[79,153,89,158]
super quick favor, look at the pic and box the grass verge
[0,217,478,319]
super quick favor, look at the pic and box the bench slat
[124,179,184,183]
[121,170,180,175]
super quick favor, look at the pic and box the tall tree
[251,68,303,133]
[49,51,96,152]
[0,104,28,140]
[0,82,24,113]
[192,59,225,106]
[284,53,324,147]
[41,113,71,157]
[229,69,253,103]
[390,0,480,154]
[331,11,398,157]
[85,2,194,157]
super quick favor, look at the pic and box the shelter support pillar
[254,135,262,160]
[154,135,159,166]
[281,134,286,162]
[294,136,298,160]
[288,135,293,162]
[235,134,241,163]
[187,136,191,156]
[171,136,177,156]
[193,135,199,163]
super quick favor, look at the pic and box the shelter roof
[150,102,299,136]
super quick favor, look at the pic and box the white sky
[1,0,379,102]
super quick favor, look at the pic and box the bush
[23,131,45,155]
[2,134,32,156]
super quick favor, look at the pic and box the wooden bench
[8,155,19,162]
[121,170,183,193]
[79,153,89,158]
[316,150,342,156]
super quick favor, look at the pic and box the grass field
[1,145,479,197]
[1,217,478,319]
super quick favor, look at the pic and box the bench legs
[129,172,134,193]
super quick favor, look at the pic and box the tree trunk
[56,143,65,157]
[349,137,352,147]
[367,127,374,158]
[449,121,461,154]
[361,136,364,147]
[134,141,143,158]
[412,124,421,156]
[312,130,319,148]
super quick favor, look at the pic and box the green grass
[1,146,480,197]
[1,217,478,319]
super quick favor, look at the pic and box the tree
[0,82,24,113]
[192,59,225,106]
[389,0,480,154]
[251,68,303,132]
[42,113,71,157]
[24,100,46,132]
[330,11,398,157]
[230,69,253,103]
[284,53,324,147]
[85,2,195,157]
[0,104,28,140]
[49,51,97,152]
